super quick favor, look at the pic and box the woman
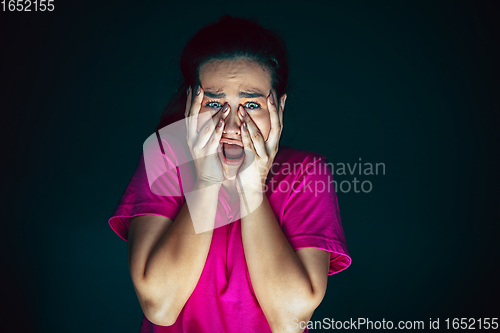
[108,15,351,333]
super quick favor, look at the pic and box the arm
[128,85,228,326]
[240,193,331,333]
[236,91,330,332]
[128,180,221,326]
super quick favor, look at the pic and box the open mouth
[222,142,244,159]
[219,138,244,165]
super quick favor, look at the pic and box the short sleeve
[108,132,185,242]
[281,156,351,275]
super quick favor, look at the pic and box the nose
[223,104,242,136]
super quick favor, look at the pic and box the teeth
[220,140,242,147]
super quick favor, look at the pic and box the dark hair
[155,15,289,131]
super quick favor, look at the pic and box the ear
[279,93,287,112]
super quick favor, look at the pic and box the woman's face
[197,58,285,170]
[197,58,276,140]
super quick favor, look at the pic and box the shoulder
[142,121,191,169]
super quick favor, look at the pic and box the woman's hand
[236,90,283,201]
[185,85,230,186]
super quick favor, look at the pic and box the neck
[222,178,239,203]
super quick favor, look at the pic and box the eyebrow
[204,90,266,99]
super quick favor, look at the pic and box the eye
[244,102,261,110]
[205,101,222,109]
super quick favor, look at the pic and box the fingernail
[196,85,201,96]
[269,93,275,105]
[218,119,223,127]
[222,103,229,113]
[243,122,247,131]
[240,107,246,117]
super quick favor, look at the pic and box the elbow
[143,297,183,327]
[293,284,326,315]
[145,307,180,327]
[292,291,327,328]
[270,292,326,332]
[133,278,183,326]
[309,286,327,312]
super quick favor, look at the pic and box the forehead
[199,58,271,93]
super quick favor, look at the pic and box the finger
[240,108,257,155]
[207,103,229,151]
[185,86,193,142]
[265,89,281,151]
[279,105,283,130]
[184,86,192,118]
[206,102,230,128]
[194,103,226,150]
[238,106,266,158]
[222,102,230,120]
[206,116,225,152]
[275,89,284,129]
[278,95,283,146]
[188,85,204,145]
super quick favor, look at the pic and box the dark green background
[2,1,499,332]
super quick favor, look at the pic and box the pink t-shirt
[108,131,351,333]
